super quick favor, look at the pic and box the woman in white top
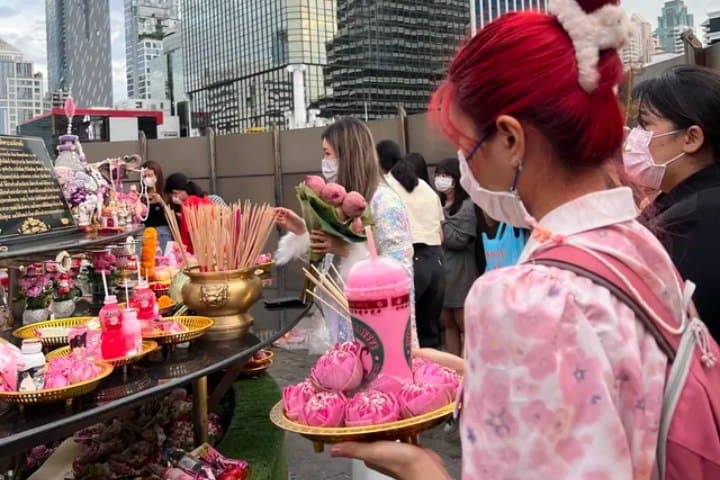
[378,142,445,348]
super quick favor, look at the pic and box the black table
[0,302,310,456]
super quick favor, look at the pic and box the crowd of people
[138,0,720,476]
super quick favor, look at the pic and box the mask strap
[466,127,496,161]
[652,129,683,139]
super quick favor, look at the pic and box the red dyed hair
[431,0,625,169]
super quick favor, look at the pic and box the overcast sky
[0,0,715,104]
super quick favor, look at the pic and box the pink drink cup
[345,256,413,383]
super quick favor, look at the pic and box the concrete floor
[270,349,462,480]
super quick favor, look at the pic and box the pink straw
[364,226,378,261]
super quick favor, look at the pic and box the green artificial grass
[216,373,287,480]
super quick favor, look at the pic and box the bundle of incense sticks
[182,200,276,272]
[303,264,349,321]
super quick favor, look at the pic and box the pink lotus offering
[413,361,460,397]
[398,382,453,418]
[47,357,73,376]
[310,345,364,392]
[0,342,21,392]
[283,380,317,422]
[320,183,347,206]
[304,175,326,195]
[345,390,401,427]
[369,375,407,396]
[341,191,367,218]
[302,392,347,427]
[44,372,70,389]
[68,359,101,384]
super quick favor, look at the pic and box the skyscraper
[0,39,45,135]
[124,0,181,100]
[656,0,694,54]
[314,0,468,119]
[622,14,655,67]
[702,9,720,45]
[182,0,336,133]
[45,0,113,107]
[474,0,547,30]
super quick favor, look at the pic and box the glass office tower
[314,0,468,119]
[182,0,336,133]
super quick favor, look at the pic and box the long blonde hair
[322,117,382,201]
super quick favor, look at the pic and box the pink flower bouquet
[310,346,364,392]
[398,383,453,418]
[302,392,347,427]
[345,390,401,427]
[283,380,317,422]
[295,177,373,264]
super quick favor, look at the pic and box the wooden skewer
[306,289,351,321]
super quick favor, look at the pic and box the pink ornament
[413,361,460,397]
[283,381,317,422]
[341,191,367,218]
[304,175,326,195]
[302,391,346,427]
[310,347,364,393]
[398,382,452,418]
[320,183,347,207]
[345,390,401,427]
[64,96,76,120]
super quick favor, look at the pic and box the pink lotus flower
[341,191,367,218]
[44,372,69,389]
[283,380,317,422]
[310,346,364,392]
[302,391,346,427]
[398,382,453,418]
[345,390,401,427]
[413,361,460,396]
[332,340,371,375]
[368,375,407,396]
[304,175,326,195]
[47,357,73,376]
[320,183,347,207]
[350,217,363,234]
[68,359,100,384]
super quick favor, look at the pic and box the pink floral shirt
[462,188,680,479]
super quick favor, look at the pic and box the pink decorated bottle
[121,308,142,355]
[130,279,158,335]
[100,295,125,359]
[344,255,413,384]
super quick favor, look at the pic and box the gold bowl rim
[269,400,455,437]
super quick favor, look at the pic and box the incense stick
[305,290,351,321]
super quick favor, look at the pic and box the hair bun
[550,0,630,93]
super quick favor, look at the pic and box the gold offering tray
[46,340,159,368]
[0,360,113,407]
[142,316,214,345]
[12,317,93,347]
[241,358,273,377]
[270,401,455,453]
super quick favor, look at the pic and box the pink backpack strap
[530,244,678,360]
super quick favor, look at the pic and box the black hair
[404,153,430,184]
[376,140,403,173]
[435,157,468,216]
[390,159,419,193]
[164,172,207,197]
[633,65,720,160]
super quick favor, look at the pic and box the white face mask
[321,157,338,182]
[171,195,183,205]
[458,149,532,229]
[622,127,685,190]
[434,176,453,193]
[143,176,156,188]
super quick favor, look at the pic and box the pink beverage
[121,308,142,355]
[345,256,413,383]
[85,319,102,360]
[100,295,125,359]
[131,280,158,334]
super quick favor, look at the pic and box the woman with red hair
[330,0,714,478]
